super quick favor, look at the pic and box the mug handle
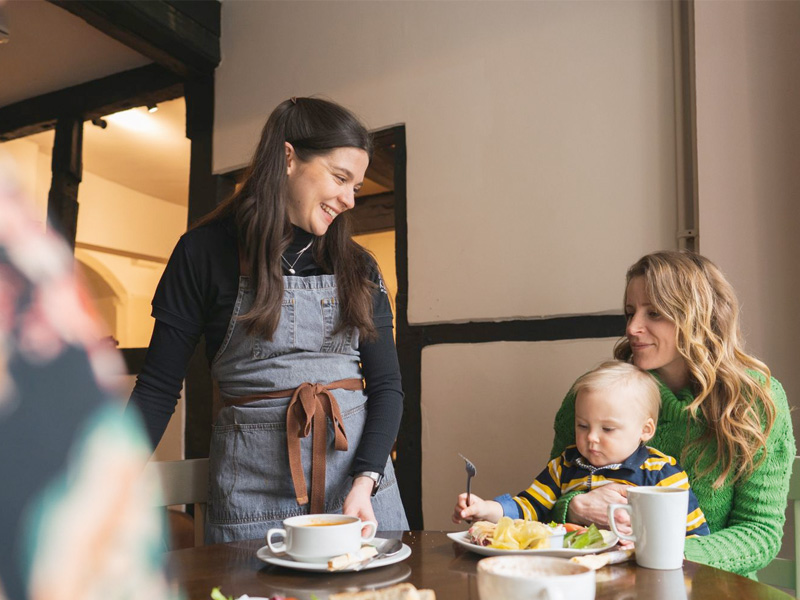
[360,520,378,543]
[266,527,287,554]
[608,503,636,542]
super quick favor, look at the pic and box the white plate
[256,537,412,572]
[447,529,618,557]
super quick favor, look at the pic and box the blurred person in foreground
[0,153,176,600]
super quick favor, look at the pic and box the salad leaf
[563,523,604,549]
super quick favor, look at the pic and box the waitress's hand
[343,476,377,531]
[567,483,632,535]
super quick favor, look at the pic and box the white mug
[266,514,377,563]
[608,487,688,570]
[477,556,595,600]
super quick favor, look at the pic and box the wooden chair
[758,456,800,596]
[144,458,209,548]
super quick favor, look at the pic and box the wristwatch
[354,471,383,496]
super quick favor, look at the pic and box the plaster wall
[216,0,679,323]
[1,136,187,461]
[695,1,800,441]
[216,0,679,527]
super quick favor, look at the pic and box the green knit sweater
[549,373,795,579]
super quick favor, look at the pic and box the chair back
[758,455,800,596]
[144,458,209,547]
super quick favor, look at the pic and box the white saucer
[447,529,618,557]
[256,537,412,572]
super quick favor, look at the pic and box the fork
[459,453,477,507]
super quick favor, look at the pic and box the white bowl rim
[477,555,594,578]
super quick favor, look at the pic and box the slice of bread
[327,545,378,571]
[330,582,435,600]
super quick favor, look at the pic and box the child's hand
[451,493,503,524]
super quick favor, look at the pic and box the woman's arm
[126,321,202,449]
[125,234,210,449]
[684,379,795,576]
[550,390,577,459]
[342,318,403,523]
[349,322,404,475]
[348,264,403,476]
[549,389,580,522]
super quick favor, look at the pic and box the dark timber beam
[47,117,83,250]
[0,64,183,142]
[184,75,218,460]
[351,192,395,235]
[49,0,220,79]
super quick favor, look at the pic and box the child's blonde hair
[571,360,661,424]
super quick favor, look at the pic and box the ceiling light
[147,104,158,113]
[106,107,161,133]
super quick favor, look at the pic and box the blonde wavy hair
[613,251,776,488]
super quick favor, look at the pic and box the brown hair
[613,250,776,487]
[195,97,378,341]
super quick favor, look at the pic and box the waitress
[128,97,408,542]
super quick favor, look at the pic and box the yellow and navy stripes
[494,445,710,537]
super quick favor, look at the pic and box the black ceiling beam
[48,0,220,79]
[368,128,398,189]
[351,192,395,235]
[0,64,183,142]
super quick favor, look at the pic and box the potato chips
[485,518,554,550]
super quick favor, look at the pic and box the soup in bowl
[266,514,377,563]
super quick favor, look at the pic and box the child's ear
[640,417,656,443]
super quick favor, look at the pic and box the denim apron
[206,273,408,543]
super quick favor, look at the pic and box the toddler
[452,361,709,537]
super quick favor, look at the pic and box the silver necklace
[281,239,314,274]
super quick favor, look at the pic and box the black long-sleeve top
[127,217,403,476]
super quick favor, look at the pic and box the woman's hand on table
[568,483,633,535]
[344,476,377,531]
[451,493,503,524]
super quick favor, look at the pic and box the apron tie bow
[224,378,362,513]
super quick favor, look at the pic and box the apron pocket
[320,297,353,353]
[253,297,296,359]
[209,423,239,503]
[209,421,302,524]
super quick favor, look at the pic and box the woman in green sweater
[550,251,794,578]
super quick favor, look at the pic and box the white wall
[2,136,188,462]
[216,0,678,322]
[216,1,681,527]
[77,167,187,263]
[694,1,800,437]
[2,137,49,225]
[2,136,186,348]
[422,338,615,529]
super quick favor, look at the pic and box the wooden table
[167,531,792,599]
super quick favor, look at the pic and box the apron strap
[224,378,363,513]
